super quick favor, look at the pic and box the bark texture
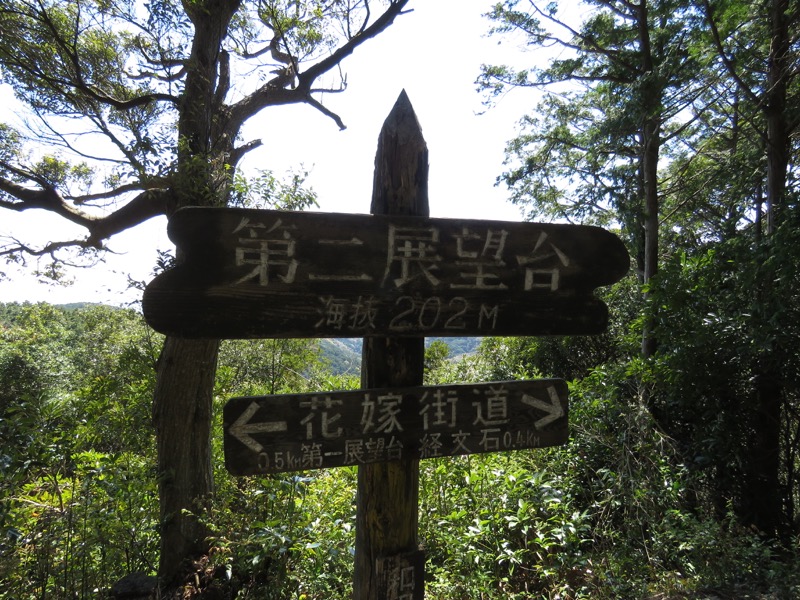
[153,337,220,585]
[354,91,428,599]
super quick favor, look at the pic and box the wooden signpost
[143,91,629,599]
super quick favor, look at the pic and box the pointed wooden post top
[371,90,429,217]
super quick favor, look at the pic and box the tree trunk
[764,0,790,239]
[152,1,238,586]
[749,360,783,536]
[745,0,791,539]
[153,336,220,586]
[639,119,660,360]
[637,0,661,361]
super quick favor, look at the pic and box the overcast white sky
[1,1,545,306]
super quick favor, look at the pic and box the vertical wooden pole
[354,90,428,599]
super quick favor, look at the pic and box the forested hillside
[479,0,800,550]
[1,299,798,598]
[320,338,481,375]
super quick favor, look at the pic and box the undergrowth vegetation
[2,302,798,598]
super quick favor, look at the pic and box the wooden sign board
[223,379,568,476]
[143,208,629,339]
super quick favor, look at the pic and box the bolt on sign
[142,207,630,339]
[223,379,567,476]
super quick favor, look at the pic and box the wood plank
[142,208,629,338]
[222,379,568,476]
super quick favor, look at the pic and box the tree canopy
[480,0,800,540]
[0,0,410,269]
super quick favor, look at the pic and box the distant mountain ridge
[320,337,481,376]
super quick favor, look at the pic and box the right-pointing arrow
[228,401,287,453]
[522,385,564,429]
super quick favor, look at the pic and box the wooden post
[354,90,428,599]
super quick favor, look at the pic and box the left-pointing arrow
[521,385,564,430]
[229,401,287,453]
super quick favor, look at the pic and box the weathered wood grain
[142,207,629,338]
[223,379,569,475]
[356,90,426,600]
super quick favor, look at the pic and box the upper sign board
[143,207,629,338]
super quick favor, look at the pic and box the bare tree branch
[306,95,347,130]
[1,174,170,247]
[526,1,637,75]
[229,139,262,169]
[297,1,411,89]
[0,234,99,258]
[225,0,411,136]
[72,178,170,204]
[701,0,763,109]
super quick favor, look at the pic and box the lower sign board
[223,379,568,476]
